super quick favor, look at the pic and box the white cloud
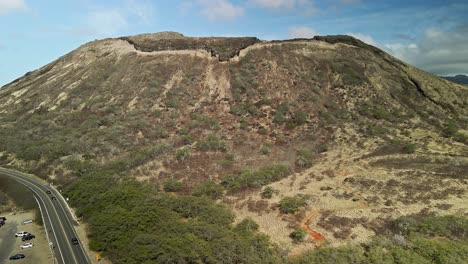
[288,26,318,38]
[86,10,128,36]
[251,0,317,15]
[252,0,303,9]
[83,0,155,37]
[0,0,26,14]
[347,33,378,46]
[198,0,244,21]
[384,27,468,75]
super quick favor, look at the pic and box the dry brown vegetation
[0,32,467,261]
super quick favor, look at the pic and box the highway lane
[0,167,90,264]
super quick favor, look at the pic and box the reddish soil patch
[300,211,325,244]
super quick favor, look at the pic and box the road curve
[0,167,90,264]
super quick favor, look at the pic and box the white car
[22,219,33,225]
[20,242,34,249]
[15,231,29,237]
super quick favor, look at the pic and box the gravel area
[0,211,52,263]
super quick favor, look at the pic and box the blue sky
[1,0,467,86]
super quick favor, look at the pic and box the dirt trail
[300,211,325,244]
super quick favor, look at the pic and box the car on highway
[20,242,34,249]
[51,196,57,200]
[0,216,6,221]
[22,234,36,241]
[15,231,29,237]
[46,190,51,194]
[22,219,33,225]
[9,254,25,260]
[71,237,79,245]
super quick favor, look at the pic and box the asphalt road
[0,167,90,264]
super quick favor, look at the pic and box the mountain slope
[0,32,467,262]
[441,74,468,85]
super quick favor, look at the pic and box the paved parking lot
[0,211,51,263]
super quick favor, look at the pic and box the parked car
[9,254,25,260]
[22,234,35,241]
[15,231,29,237]
[20,242,34,249]
[0,216,6,221]
[71,237,79,245]
[22,219,33,225]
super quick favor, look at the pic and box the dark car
[0,216,6,221]
[9,254,25,260]
[51,196,57,200]
[46,190,51,194]
[22,234,35,241]
[71,237,79,245]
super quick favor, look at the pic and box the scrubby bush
[192,181,224,199]
[259,145,271,155]
[443,120,458,138]
[163,179,184,192]
[175,148,191,161]
[279,196,308,214]
[197,135,227,152]
[295,149,314,168]
[221,165,290,192]
[261,186,275,199]
[293,111,308,126]
[403,143,416,154]
[290,228,307,242]
[234,218,259,234]
[190,113,219,130]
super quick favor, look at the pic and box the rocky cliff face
[0,33,466,252]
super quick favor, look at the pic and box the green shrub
[278,196,307,214]
[393,215,468,240]
[190,113,219,130]
[367,124,387,136]
[0,191,9,206]
[292,246,366,264]
[149,127,168,139]
[290,228,307,243]
[443,120,458,138]
[261,186,275,199]
[403,143,416,154]
[197,135,227,152]
[273,112,287,124]
[230,104,259,116]
[295,149,314,168]
[163,179,184,192]
[234,218,259,234]
[293,111,308,126]
[259,145,271,155]
[192,181,224,199]
[258,127,268,135]
[273,103,290,124]
[175,148,191,161]
[221,165,290,192]
[180,134,194,145]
